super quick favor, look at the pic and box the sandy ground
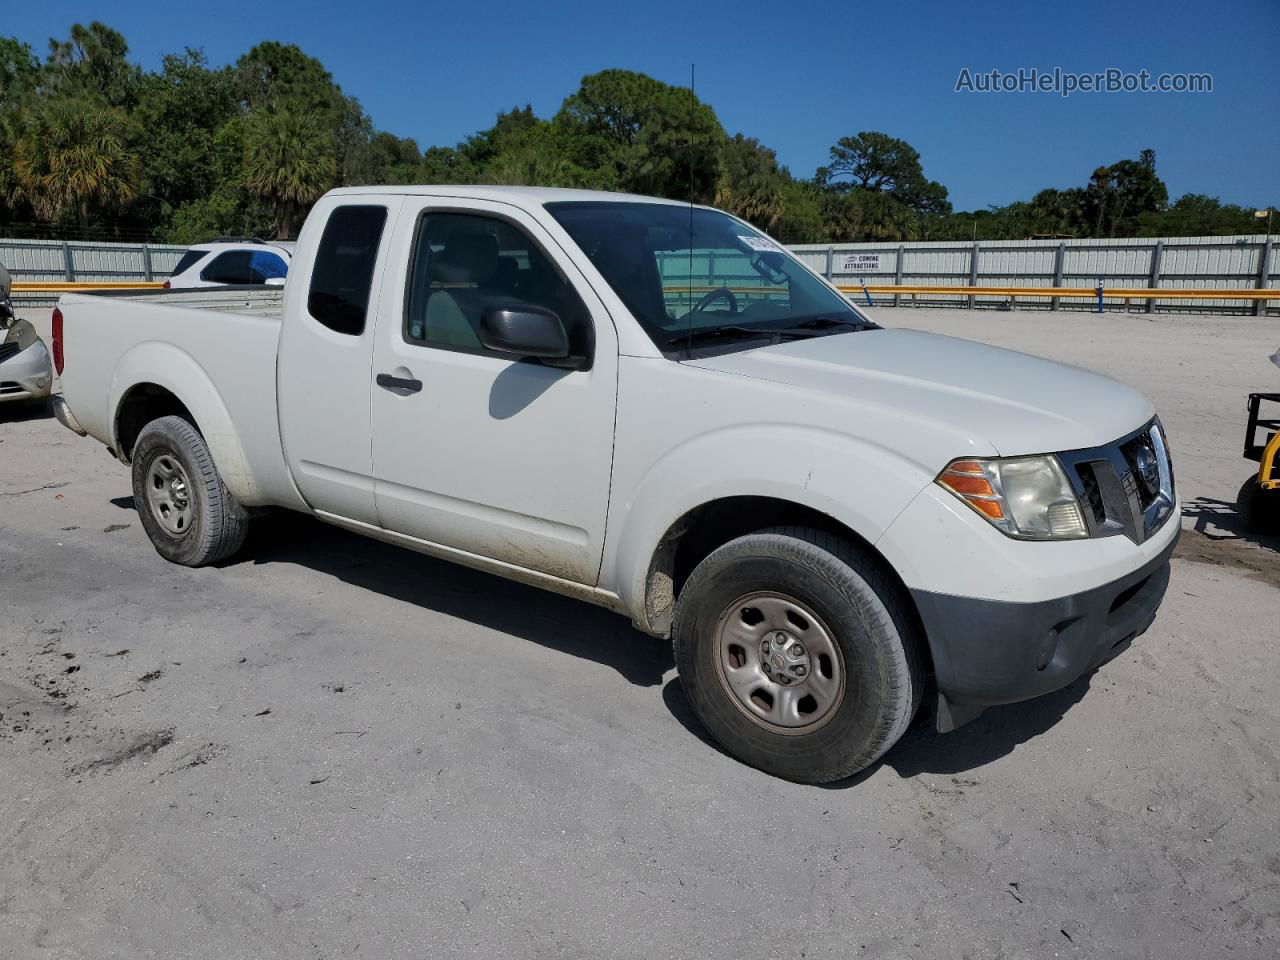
[1,306,1277,959]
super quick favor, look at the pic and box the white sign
[836,252,888,274]
[739,235,782,253]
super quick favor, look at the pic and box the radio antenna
[685,62,696,360]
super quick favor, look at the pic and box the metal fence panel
[2,234,1274,314]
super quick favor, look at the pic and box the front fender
[109,341,264,504]
[602,423,933,626]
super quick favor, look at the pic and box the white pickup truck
[52,186,1178,782]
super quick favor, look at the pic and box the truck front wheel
[673,527,923,783]
[131,415,249,566]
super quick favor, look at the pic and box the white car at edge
[164,238,293,289]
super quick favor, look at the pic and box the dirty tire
[1238,475,1280,536]
[673,527,922,784]
[131,415,249,566]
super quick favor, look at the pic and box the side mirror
[479,303,575,364]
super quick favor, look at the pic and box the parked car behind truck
[50,186,1179,783]
[165,238,292,289]
[0,261,54,409]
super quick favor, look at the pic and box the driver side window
[403,212,592,359]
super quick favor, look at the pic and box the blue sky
[5,0,1278,210]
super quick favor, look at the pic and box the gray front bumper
[0,338,53,403]
[912,529,1178,731]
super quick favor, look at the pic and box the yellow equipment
[1245,393,1280,491]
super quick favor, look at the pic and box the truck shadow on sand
[243,512,674,688]
[662,672,1094,786]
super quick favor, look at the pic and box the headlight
[937,455,1088,541]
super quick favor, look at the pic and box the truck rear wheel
[673,527,922,783]
[131,415,249,566]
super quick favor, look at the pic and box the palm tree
[13,99,139,230]
[243,107,336,238]
[714,135,786,233]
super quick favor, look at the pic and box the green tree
[462,105,542,167]
[820,187,918,242]
[1083,154,1168,237]
[416,145,478,184]
[1026,187,1084,236]
[555,69,724,202]
[773,179,825,243]
[243,107,336,238]
[12,98,140,230]
[235,42,341,114]
[480,123,612,189]
[817,131,950,215]
[715,134,787,233]
[44,22,140,108]
[133,50,239,228]
[0,38,41,228]
[0,36,39,100]
[364,131,423,185]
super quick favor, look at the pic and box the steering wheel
[692,286,738,315]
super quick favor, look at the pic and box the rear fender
[109,341,263,504]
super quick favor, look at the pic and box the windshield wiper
[785,315,880,332]
[672,315,879,350]
[672,325,819,348]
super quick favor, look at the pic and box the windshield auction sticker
[739,236,782,252]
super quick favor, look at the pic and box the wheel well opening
[115,384,196,462]
[643,496,930,670]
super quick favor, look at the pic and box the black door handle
[376,373,423,393]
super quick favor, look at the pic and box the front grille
[0,382,23,395]
[0,342,20,364]
[1059,420,1175,545]
[1077,462,1107,525]
[1119,432,1162,510]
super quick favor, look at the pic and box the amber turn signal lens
[969,498,1005,519]
[939,473,994,497]
[938,460,1006,520]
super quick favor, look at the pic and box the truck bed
[55,287,302,510]
[89,286,286,318]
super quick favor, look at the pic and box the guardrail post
[142,244,154,282]
[968,242,980,308]
[1256,236,1273,317]
[1049,240,1070,312]
[61,241,75,282]
[894,244,904,307]
[1095,276,1105,313]
[824,245,834,279]
[1146,240,1163,315]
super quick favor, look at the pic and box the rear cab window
[308,206,389,335]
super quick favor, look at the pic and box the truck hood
[686,328,1154,457]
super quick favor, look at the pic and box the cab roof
[323,185,690,208]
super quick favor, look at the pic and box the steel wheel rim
[712,591,846,735]
[145,453,194,537]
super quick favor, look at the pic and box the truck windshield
[545,201,875,356]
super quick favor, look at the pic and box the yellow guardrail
[661,283,1276,302]
[839,285,1277,301]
